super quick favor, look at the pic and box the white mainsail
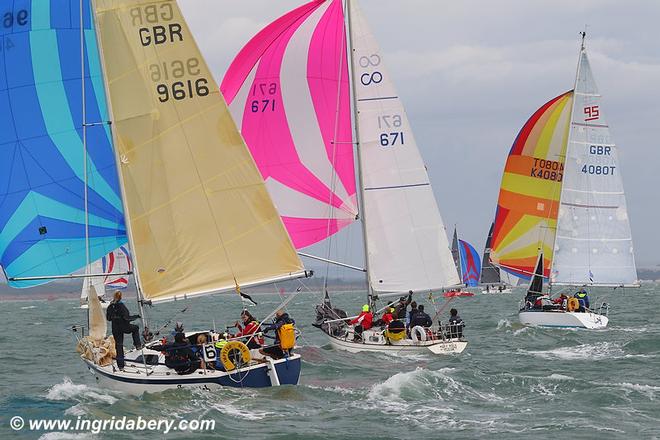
[348,0,459,293]
[551,48,638,287]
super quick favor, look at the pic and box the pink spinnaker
[222,0,357,249]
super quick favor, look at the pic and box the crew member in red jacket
[350,304,373,341]
[234,310,264,349]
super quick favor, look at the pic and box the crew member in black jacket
[106,291,142,370]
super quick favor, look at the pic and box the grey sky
[180,0,660,269]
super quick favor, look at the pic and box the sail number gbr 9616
[130,3,210,103]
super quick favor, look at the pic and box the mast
[548,32,585,290]
[346,0,374,303]
[80,0,90,281]
[89,0,149,326]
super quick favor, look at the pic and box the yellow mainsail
[92,0,305,301]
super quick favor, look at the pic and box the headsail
[491,91,574,279]
[0,0,126,288]
[480,222,501,284]
[551,48,637,286]
[349,0,459,293]
[93,0,306,302]
[81,258,105,303]
[451,228,461,276]
[527,252,545,296]
[458,240,481,287]
[222,0,357,249]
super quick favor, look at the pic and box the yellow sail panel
[491,91,573,279]
[93,0,304,301]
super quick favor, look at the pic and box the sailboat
[451,228,482,288]
[1,0,311,392]
[490,33,638,329]
[80,246,131,308]
[479,222,514,294]
[222,0,465,354]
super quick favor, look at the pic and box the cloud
[179,0,660,266]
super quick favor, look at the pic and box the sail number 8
[359,54,383,86]
[581,165,615,175]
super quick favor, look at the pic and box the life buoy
[220,341,251,371]
[567,297,579,312]
[411,325,427,342]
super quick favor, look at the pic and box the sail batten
[93,0,305,302]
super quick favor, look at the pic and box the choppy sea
[1,284,659,439]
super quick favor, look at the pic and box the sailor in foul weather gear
[409,304,433,328]
[394,291,413,319]
[105,291,142,370]
[151,332,200,375]
[260,310,295,359]
[350,304,373,341]
[574,289,590,311]
[447,308,464,339]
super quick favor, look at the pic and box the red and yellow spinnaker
[491,91,574,279]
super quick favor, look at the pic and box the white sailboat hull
[519,310,609,329]
[83,351,302,395]
[481,288,513,294]
[324,329,467,355]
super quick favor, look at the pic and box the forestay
[0,0,126,287]
[491,91,573,279]
[222,0,357,249]
[349,0,459,293]
[551,50,637,286]
[93,0,306,302]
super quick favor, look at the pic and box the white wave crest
[497,319,511,329]
[368,367,455,401]
[39,433,94,440]
[46,377,117,405]
[547,373,574,381]
[21,305,37,310]
[524,342,625,361]
[305,384,358,396]
[208,401,274,420]
[611,382,660,399]
[64,404,87,417]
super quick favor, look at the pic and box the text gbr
[130,3,182,47]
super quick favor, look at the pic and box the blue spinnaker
[458,239,481,287]
[0,1,126,288]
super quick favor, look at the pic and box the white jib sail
[80,259,106,304]
[348,0,459,293]
[551,49,637,286]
